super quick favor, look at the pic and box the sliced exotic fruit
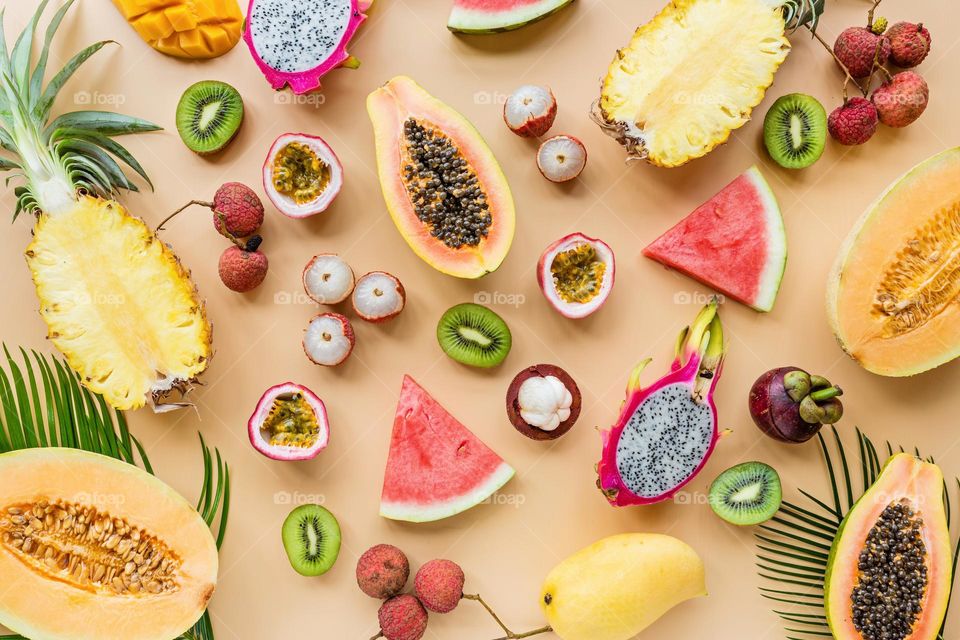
[111,0,244,58]
[352,271,406,322]
[763,93,827,170]
[504,85,557,138]
[264,133,344,218]
[827,148,960,376]
[380,376,515,522]
[303,254,355,304]
[708,462,782,526]
[367,76,516,279]
[749,367,843,443]
[303,312,355,366]
[825,454,951,640]
[643,166,786,312]
[538,233,615,319]
[436,303,512,368]
[447,0,575,34]
[281,504,341,576]
[506,364,581,440]
[248,382,330,461]
[537,135,587,183]
[176,81,244,155]
[243,0,369,94]
[0,448,218,640]
[598,300,725,507]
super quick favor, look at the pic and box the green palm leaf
[0,345,230,640]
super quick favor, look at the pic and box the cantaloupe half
[827,147,960,376]
[0,448,218,640]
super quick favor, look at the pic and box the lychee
[303,253,355,305]
[834,27,890,78]
[356,544,410,600]
[872,71,929,128]
[376,594,428,640]
[352,271,405,323]
[414,559,465,614]
[887,22,931,68]
[537,135,587,183]
[828,98,879,146]
[212,182,265,239]
[218,236,268,292]
[503,85,558,138]
[303,312,355,367]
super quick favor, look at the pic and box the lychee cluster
[825,5,932,146]
[502,85,587,183]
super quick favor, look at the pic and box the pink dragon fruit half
[243,0,370,94]
[598,299,726,507]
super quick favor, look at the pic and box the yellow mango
[112,0,243,59]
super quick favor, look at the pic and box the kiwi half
[708,461,782,526]
[763,93,826,170]
[176,80,244,155]
[437,303,512,368]
[281,504,341,577]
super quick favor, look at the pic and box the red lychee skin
[212,182,264,238]
[872,71,929,128]
[414,559,465,614]
[834,27,891,78]
[887,22,931,68]
[828,98,879,146]
[356,544,410,599]
[377,595,428,640]
[218,245,268,292]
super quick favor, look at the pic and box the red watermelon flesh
[380,376,515,522]
[642,166,787,312]
[448,0,575,34]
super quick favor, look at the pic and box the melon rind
[379,461,515,522]
[747,166,787,313]
[447,0,575,34]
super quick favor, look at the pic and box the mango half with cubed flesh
[111,0,243,59]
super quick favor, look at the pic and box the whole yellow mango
[112,0,243,59]
[540,533,706,640]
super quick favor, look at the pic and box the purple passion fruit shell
[248,382,330,460]
[506,364,581,440]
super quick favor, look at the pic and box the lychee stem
[807,27,868,98]
[156,200,214,231]
[463,594,552,639]
[866,0,883,30]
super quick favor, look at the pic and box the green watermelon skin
[447,0,576,34]
[380,376,515,523]
[642,166,787,313]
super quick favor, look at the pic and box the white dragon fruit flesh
[598,299,726,507]
[243,0,370,94]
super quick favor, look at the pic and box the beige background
[2,0,960,637]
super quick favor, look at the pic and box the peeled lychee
[828,98,879,146]
[212,182,265,238]
[872,71,929,128]
[887,22,931,68]
[377,595,428,640]
[303,254,355,305]
[303,312,355,366]
[537,135,587,183]
[218,236,268,292]
[834,27,890,78]
[356,544,410,600]
[503,85,557,138]
[352,272,405,323]
[414,559,465,614]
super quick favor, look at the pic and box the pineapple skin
[26,195,212,410]
[594,0,791,167]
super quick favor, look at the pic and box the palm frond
[781,0,824,32]
[757,426,960,639]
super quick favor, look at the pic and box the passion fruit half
[537,232,615,319]
[506,364,581,441]
[263,133,343,218]
[248,382,330,461]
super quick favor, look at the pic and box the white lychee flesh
[518,375,572,431]
[504,85,557,137]
[537,135,587,183]
[303,254,355,304]
[352,271,405,322]
[304,313,354,366]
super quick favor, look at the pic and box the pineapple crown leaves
[0,0,160,221]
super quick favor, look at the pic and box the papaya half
[0,448,218,640]
[367,76,515,279]
[825,453,951,640]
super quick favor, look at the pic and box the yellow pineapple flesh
[594,0,790,167]
[26,196,211,410]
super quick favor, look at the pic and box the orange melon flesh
[367,76,515,279]
[0,449,218,640]
[827,147,960,376]
[825,454,951,640]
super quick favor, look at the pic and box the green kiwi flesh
[281,504,341,576]
[176,80,244,155]
[763,93,826,170]
[708,461,782,526]
[436,303,512,368]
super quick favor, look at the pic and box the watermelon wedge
[380,376,515,522]
[447,0,576,34]
[643,166,787,313]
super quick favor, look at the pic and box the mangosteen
[749,367,844,444]
[506,364,581,441]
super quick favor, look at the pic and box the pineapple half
[592,0,819,168]
[2,0,211,410]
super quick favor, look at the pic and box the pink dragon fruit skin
[243,0,371,95]
[598,299,726,507]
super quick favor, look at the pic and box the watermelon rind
[380,461,515,523]
[744,166,787,313]
[447,0,575,34]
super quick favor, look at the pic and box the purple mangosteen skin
[748,367,821,444]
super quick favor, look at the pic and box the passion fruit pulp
[263,133,343,218]
[248,383,330,460]
[537,233,615,319]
